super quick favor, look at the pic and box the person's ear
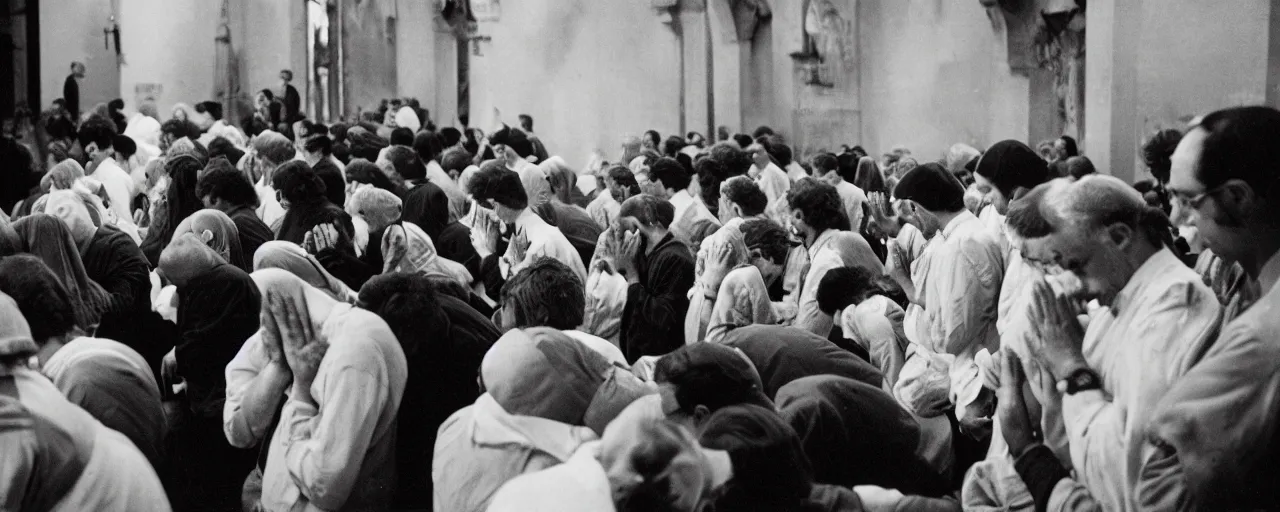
[199,229,214,244]
[747,247,764,262]
[85,142,99,155]
[1106,222,1134,250]
[692,404,711,426]
[1218,179,1258,218]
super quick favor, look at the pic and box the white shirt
[90,157,136,222]
[834,180,868,231]
[1060,249,1220,511]
[503,209,588,283]
[260,305,407,512]
[562,330,627,367]
[794,229,885,337]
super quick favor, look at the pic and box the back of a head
[253,131,296,166]
[344,158,397,192]
[654,343,772,415]
[413,130,445,163]
[815,265,883,315]
[1141,129,1183,184]
[304,134,333,156]
[347,129,389,162]
[113,135,137,160]
[662,135,686,157]
[357,272,444,358]
[740,218,792,265]
[196,165,259,208]
[974,140,1051,199]
[697,404,814,510]
[854,156,886,194]
[721,176,767,217]
[440,127,462,148]
[810,153,838,175]
[1064,156,1096,179]
[836,152,859,183]
[0,255,77,342]
[384,145,426,181]
[786,178,846,232]
[752,126,776,140]
[470,161,529,210]
[501,257,585,330]
[708,142,752,177]
[440,147,473,176]
[893,162,966,213]
[390,127,415,147]
[272,160,326,205]
[195,100,224,121]
[650,157,691,192]
[76,116,116,151]
[731,133,754,149]
[620,194,673,229]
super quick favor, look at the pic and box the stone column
[708,0,744,135]
[1084,0,1141,182]
[1267,0,1280,107]
[678,0,711,138]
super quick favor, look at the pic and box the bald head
[1007,175,1153,241]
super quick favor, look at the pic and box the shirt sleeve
[705,268,777,344]
[794,252,837,337]
[935,239,1001,356]
[223,332,278,449]
[281,366,391,510]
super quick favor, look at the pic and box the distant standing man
[64,61,86,122]
[280,69,301,123]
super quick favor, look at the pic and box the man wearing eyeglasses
[1134,106,1280,510]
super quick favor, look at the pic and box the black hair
[643,129,662,149]
[608,165,641,196]
[500,257,585,330]
[722,176,768,217]
[752,125,776,139]
[357,272,446,358]
[206,136,245,168]
[0,255,77,342]
[470,161,529,210]
[732,133,754,149]
[304,134,333,156]
[836,153,860,183]
[161,118,201,141]
[620,194,673,229]
[1064,156,1096,179]
[195,100,224,121]
[1058,135,1079,158]
[390,127,415,147]
[1195,107,1280,220]
[383,145,425,181]
[815,266,885,315]
[786,179,847,233]
[440,127,462,148]
[113,135,137,159]
[698,405,816,511]
[108,98,125,111]
[272,160,327,205]
[811,153,838,174]
[196,166,260,208]
[650,157,692,192]
[741,218,791,266]
[708,142,753,177]
[1005,184,1056,239]
[695,157,731,216]
[1141,129,1182,184]
[518,114,534,132]
[440,147,473,176]
[413,131,445,163]
[662,135,686,157]
[76,116,116,150]
[344,158,397,192]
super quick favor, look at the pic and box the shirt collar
[808,229,839,256]
[1258,248,1280,295]
[939,210,979,240]
[670,189,694,210]
[1111,247,1181,314]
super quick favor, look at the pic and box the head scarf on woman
[140,155,204,267]
[539,156,578,205]
[775,375,949,497]
[124,113,162,149]
[482,327,651,435]
[12,214,110,331]
[166,137,209,166]
[252,240,357,303]
[172,209,248,271]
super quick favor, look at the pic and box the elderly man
[992,174,1221,512]
[1125,107,1280,510]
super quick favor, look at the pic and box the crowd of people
[0,80,1278,512]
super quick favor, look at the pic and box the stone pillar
[708,0,744,135]
[1084,0,1141,182]
[678,0,711,138]
[1267,0,1280,107]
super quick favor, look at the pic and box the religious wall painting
[792,0,856,90]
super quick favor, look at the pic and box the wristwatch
[1056,367,1102,395]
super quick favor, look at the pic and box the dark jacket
[226,205,273,264]
[174,263,260,418]
[311,158,347,209]
[620,233,694,362]
[80,225,175,379]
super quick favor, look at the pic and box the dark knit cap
[489,125,534,158]
[974,140,1050,198]
[894,162,966,212]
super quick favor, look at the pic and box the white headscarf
[394,107,421,133]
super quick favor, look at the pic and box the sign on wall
[472,0,500,21]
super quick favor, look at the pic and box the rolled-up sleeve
[223,332,274,448]
[282,366,390,511]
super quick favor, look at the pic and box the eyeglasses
[1170,183,1227,212]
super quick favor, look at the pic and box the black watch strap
[1062,367,1102,395]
